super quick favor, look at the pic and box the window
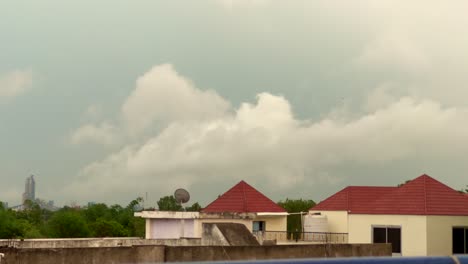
[452,227,468,254]
[253,221,265,232]
[372,226,401,254]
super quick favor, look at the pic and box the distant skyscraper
[22,175,35,204]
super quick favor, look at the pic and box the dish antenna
[174,188,190,205]
[174,188,190,238]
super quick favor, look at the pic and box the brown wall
[0,244,391,264]
[0,245,165,264]
[165,244,391,262]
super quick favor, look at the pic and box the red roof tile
[202,180,286,213]
[311,174,468,216]
[311,186,396,212]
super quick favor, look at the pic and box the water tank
[303,214,328,241]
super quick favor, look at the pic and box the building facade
[135,180,288,241]
[310,175,468,256]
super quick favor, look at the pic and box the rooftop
[202,180,287,214]
[311,174,468,216]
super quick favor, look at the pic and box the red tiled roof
[311,174,468,216]
[202,180,286,213]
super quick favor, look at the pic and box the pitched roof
[311,174,468,216]
[202,180,286,213]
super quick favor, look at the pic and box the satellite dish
[174,188,190,204]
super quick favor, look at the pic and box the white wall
[147,219,197,239]
[348,214,427,256]
[426,215,468,256]
[309,211,349,233]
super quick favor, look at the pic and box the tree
[90,218,128,237]
[397,180,411,187]
[157,196,183,211]
[185,202,202,212]
[84,203,110,222]
[47,210,90,238]
[278,198,316,234]
[0,206,22,238]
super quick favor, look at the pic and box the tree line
[0,198,146,239]
[0,196,315,239]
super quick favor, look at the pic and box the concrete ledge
[0,243,391,263]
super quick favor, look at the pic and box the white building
[202,180,288,235]
[135,180,288,240]
[310,174,468,256]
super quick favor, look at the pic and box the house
[134,210,256,241]
[202,180,288,234]
[309,174,468,256]
[135,180,287,241]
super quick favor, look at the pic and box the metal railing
[254,231,348,244]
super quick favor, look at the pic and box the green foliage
[0,196,164,239]
[185,202,202,212]
[278,198,316,233]
[85,203,110,222]
[47,210,91,238]
[157,196,183,211]
[397,180,411,187]
[157,195,203,212]
[91,218,128,237]
[0,207,22,238]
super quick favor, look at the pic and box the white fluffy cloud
[350,1,468,106]
[0,70,32,99]
[121,64,230,135]
[70,64,230,145]
[70,122,120,146]
[63,1,468,204]
[64,64,468,204]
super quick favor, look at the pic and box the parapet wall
[0,237,201,248]
[165,244,391,262]
[0,245,165,264]
[0,244,391,264]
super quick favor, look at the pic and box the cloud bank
[66,64,468,205]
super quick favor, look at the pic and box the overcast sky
[2,0,468,207]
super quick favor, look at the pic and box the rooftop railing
[254,231,348,244]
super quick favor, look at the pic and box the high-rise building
[22,175,35,204]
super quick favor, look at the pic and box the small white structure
[134,211,256,239]
[135,180,288,241]
[310,174,468,256]
[303,214,329,242]
[135,211,199,239]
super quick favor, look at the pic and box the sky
[1,0,468,207]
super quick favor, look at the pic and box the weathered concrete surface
[0,237,201,248]
[203,223,260,246]
[0,244,391,263]
[202,223,231,246]
[0,245,165,264]
[164,244,392,262]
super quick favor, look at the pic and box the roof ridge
[202,180,286,213]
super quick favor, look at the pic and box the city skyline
[22,175,35,204]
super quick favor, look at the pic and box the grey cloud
[63,65,468,205]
